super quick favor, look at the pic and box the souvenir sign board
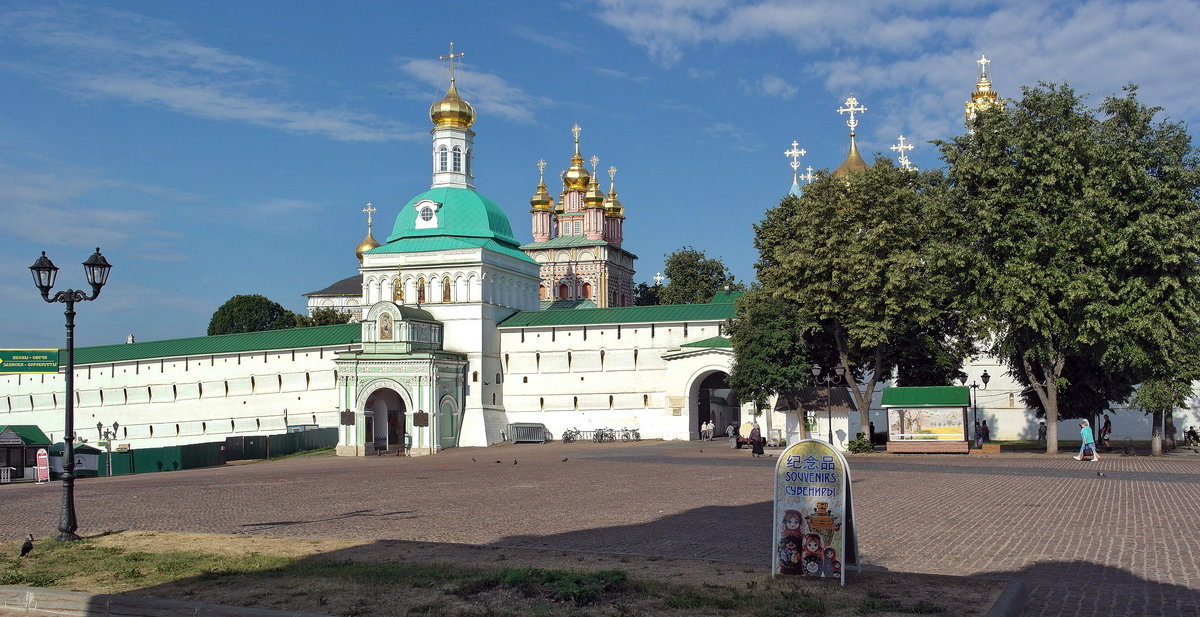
[772,439,859,584]
[35,448,50,483]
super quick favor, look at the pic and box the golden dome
[604,188,624,218]
[584,176,605,209]
[530,180,553,211]
[355,232,381,263]
[429,80,476,129]
[965,54,1001,121]
[562,152,591,191]
[832,136,868,178]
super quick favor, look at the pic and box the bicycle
[594,427,615,443]
[620,427,641,442]
[562,427,581,443]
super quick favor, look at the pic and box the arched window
[442,276,452,303]
[558,283,570,300]
[438,145,448,171]
[465,149,472,176]
[581,282,592,298]
[452,146,462,172]
[472,371,479,382]
[417,277,426,304]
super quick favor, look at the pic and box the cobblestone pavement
[5,441,1199,617]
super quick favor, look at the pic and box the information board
[772,439,859,584]
[0,349,59,374]
[36,448,50,483]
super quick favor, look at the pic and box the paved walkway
[4,441,1198,617]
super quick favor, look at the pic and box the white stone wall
[0,345,353,448]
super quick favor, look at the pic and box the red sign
[36,448,50,483]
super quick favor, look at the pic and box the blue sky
[2,0,1198,348]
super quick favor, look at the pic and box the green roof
[386,187,520,246]
[499,302,735,328]
[0,425,52,445]
[681,336,732,348]
[73,323,361,365]
[538,299,598,310]
[371,235,535,264]
[880,386,970,408]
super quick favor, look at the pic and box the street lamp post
[96,422,119,477]
[960,371,991,447]
[30,248,113,541]
[811,364,846,444]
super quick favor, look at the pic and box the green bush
[847,435,874,453]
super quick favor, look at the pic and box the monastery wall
[0,345,354,448]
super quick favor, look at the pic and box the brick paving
[4,440,1199,617]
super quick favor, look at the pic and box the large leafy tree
[726,289,814,434]
[657,246,743,305]
[752,163,967,433]
[294,306,354,328]
[938,83,1200,454]
[208,294,298,335]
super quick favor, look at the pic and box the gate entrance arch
[364,387,407,453]
[689,370,740,440]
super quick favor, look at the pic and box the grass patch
[1,534,1001,617]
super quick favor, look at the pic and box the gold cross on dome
[837,96,867,132]
[536,159,547,180]
[571,123,582,155]
[439,42,466,82]
[362,202,377,231]
[891,135,916,171]
[784,140,806,172]
[977,54,990,76]
[589,155,599,174]
[608,166,617,191]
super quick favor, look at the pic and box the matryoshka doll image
[823,546,841,577]
[801,533,824,577]
[777,534,804,575]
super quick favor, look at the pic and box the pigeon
[472,457,476,462]
[20,534,33,558]
[513,460,518,465]
[495,460,501,464]
[1096,472,1107,477]
[561,457,568,462]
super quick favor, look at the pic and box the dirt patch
[31,531,1009,617]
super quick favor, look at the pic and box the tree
[1131,378,1192,455]
[726,289,815,437]
[632,282,661,306]
[294,306,354,328]
[657,247,743,305]
[938,83,1200,454]
[752,164,968,435]
[207,294,297,335]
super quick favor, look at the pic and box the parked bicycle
[619,427,641,442]
[562,427,582,443]
[593,427,616,443]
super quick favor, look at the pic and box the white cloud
[511,25,578,55]
[397,59,552,124]
[0,5,418,142]
[757,73,798,99]
[595,0,1200,151]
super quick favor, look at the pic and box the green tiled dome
[386,187,518,245]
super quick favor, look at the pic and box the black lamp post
[959,371,991,447]
[811,363,846,444]
[96,422,119,477]
[30,248,112,541]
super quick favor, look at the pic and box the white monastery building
[3,53,1196,458]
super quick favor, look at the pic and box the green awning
[880,386,970,408]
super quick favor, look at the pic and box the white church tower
[347,43,541,452]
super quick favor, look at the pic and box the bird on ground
[561,457,568,462]
[513,460,518,465]
[472,457,476,462]
[495,460,501,464]
[1096,472,1107,477]
[20,534,33,558]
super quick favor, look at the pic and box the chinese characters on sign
[773,439,859,584]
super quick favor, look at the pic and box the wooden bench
[887,440,970,454]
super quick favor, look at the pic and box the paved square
[5,441,1198,617]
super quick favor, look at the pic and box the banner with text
[772,439,859,584]
[0,349,59,374]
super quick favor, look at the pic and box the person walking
[750,423,764,457]
[726,422,736,448]
[1074,419,1100,462]
[974,422,983,449]
[1037,422,1047,443]
[705,420,715,441]
[981,420,991,443]
[1100,414,1112,451]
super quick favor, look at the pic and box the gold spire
[429,42,476,128]
[530,159,553,211]
[355,202,381,263]
[833,96,868,177]
[561,123,591,190]
[604,165,624,218]
[584,155,605,208]
[965,54,1000,121]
